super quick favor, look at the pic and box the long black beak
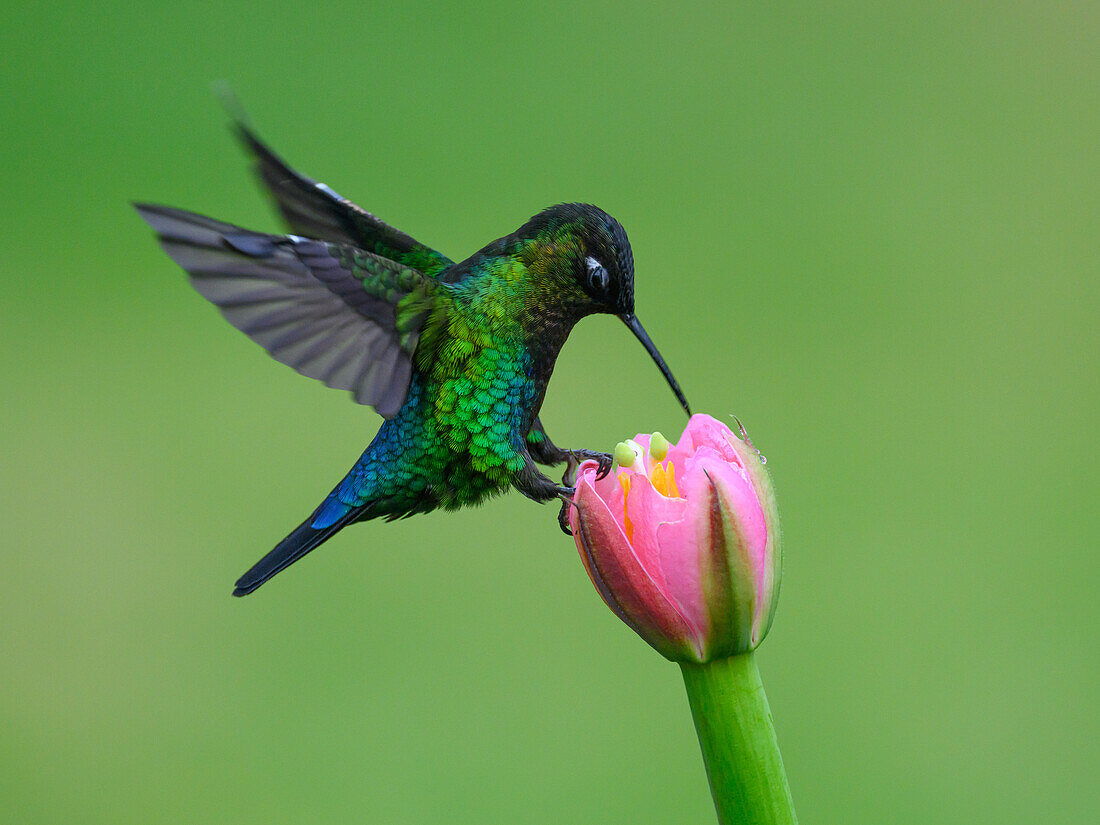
[621,314,692,416]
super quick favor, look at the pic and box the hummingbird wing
[135,203,437,418]
[234,122,454,278]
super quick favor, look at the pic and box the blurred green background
[2,2,1096,823]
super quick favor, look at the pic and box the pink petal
[681,413,744,465]
[691,452,772,645]
[572,472,698,660]
[574,459,622,512]
[623,476,708,646]
[693,452,768,569]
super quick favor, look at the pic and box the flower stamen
[650,432,671,461]
[618,473,634,544]
[614,441,637,469]
[650,460,680,498]
[651,463,669,496]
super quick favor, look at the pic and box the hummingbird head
[519,203,691,416]
[517,202,635,315]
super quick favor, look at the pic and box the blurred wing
[135,203,436,418]
[235,122,454,278]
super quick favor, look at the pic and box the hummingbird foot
[561,450,613,488]
[569,450,614,480]
[557,489,578,536]
[556,450,611,535]
[513,452,577,509]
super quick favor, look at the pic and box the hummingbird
[136,118,691,596]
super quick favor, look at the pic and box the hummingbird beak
[620,314,692,416]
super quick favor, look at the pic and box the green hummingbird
[136,119,691,596]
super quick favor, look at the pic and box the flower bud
[570,414,781,663]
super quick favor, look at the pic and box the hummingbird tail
[232,502,363,597]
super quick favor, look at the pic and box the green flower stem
[680,653,797,825]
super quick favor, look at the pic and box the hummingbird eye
[585,256,610,294]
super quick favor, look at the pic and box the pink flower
[570,414,782,663]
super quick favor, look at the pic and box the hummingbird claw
[558,506,574,535]
[566,449,614,481]
[556,491,577,535]
[555,480,578,536]
[593,452,614,480]
[555,450,611,535]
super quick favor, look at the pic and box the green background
[2,2,1096,822]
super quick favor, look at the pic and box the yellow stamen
[618,473,634,543]
[666,460,680,498]
[649,460,680,498]
[651,463,669,496]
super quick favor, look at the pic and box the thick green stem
[680,652,797,825]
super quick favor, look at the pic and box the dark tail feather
[232,505,361,597]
